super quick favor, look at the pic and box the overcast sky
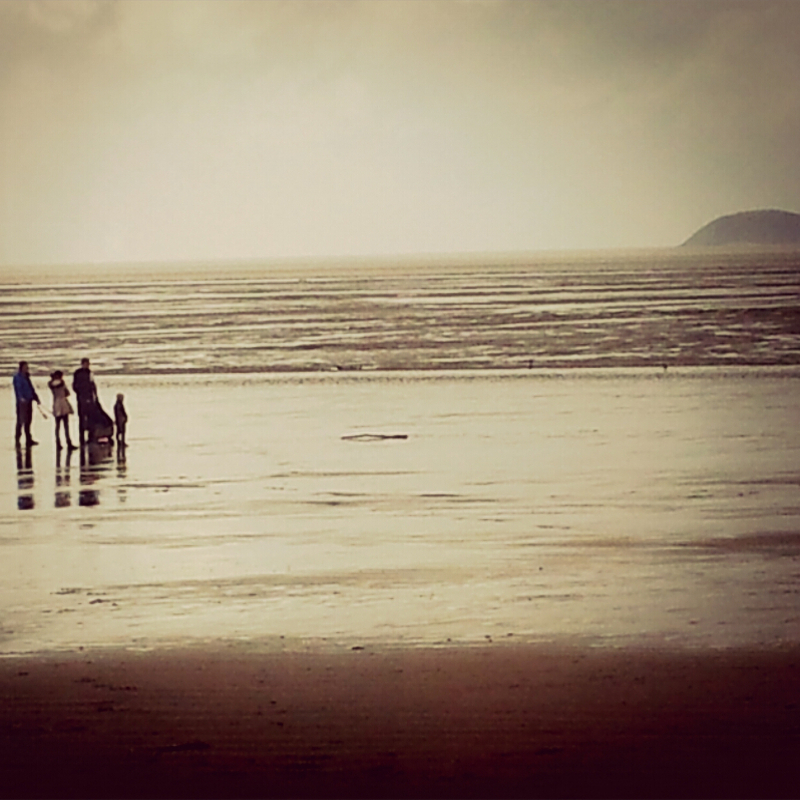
[1,0,799,266]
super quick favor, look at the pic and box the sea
[1,247,799,654]
[1,247,800,376]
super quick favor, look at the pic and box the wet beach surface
[1,640,799,799]
[2,368,799,655]
[2,368,799,798]
[3,254,800,796]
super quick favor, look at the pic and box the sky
[1,0,799,266]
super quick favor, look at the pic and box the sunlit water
[1,251,799,653]
[2,248,799,375]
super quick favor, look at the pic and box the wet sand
[2,368,800,797]
[2,640,799,798]
[2,368,800,654]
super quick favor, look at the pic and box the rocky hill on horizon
[682,209,800,247]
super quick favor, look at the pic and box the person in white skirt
[48,370,77,451]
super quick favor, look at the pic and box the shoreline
[2,639,799,798]
[7,363,800,382]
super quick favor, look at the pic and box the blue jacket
[13,371,40,404]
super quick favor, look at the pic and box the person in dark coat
[13,361,41,448]
[72,358,97,446]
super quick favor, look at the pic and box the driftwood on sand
[341,433,409,441]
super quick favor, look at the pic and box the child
[48,370,76,451]
[114,393,128,446]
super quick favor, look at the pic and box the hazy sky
[2,0,799,266]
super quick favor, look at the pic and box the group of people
[13,358,128,450]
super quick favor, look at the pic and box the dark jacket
[72,367,96,404]
[114,400,128,426]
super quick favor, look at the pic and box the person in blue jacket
[13,361,41,448]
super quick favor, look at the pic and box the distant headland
[682,209,800,247]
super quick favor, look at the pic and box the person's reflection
[116,443,127,503]
[55,444,73,508]
[16,446,34,510]
[79,441,113,506]
[79,488,99,506]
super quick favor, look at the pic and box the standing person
[13,361,41,448]
[48,370,77,451]
[72,358,97,446]
[114,393,128,446]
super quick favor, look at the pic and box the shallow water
[2,368,799,653]
[2,248,799,375]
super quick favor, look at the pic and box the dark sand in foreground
[2,642,799,799]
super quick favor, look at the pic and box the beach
[5,0,800,791]
[3,251,800,796]
[2,367,800,796]
[3,368,800,653]
[2,641,799,798]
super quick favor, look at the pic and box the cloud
[2,0,800,264]
[26,0,109,33]
[0,0,115,68]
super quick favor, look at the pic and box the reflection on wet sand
[12,440,122,510]
[55,445,73,508]
[78,489,99,507]
[79,441,114,507]
[15,446,33,510]
[116,444,127,503]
